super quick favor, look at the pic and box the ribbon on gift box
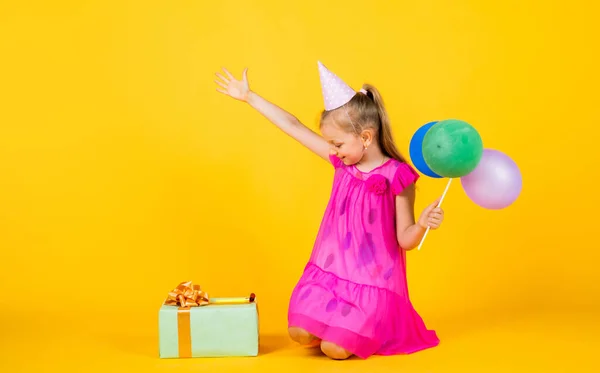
[163,281,257,358]
[163,281,210,358]
[164,281,210,308]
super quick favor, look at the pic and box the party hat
[318,61,358,111]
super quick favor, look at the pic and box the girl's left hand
[418,198,445,230]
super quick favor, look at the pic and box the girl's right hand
[215,67,250,102]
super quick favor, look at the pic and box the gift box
[158,281,259,358]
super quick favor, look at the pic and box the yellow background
[1,1,598,372]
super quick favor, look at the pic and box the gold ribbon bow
[164,281,209,308]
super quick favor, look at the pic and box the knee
[288,327,319,346]
[320,341,352,360]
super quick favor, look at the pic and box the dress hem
[288,312,440,358]
[288,312,380,359]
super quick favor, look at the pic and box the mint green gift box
[158,299,259,358]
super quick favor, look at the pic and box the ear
[360,128,375,147]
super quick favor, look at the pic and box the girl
[215,62,444,360]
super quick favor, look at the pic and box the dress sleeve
[329,154,344,169]
[391,162,420,195]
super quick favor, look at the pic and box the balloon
[422,119,483,178]
[409,121,442,178]
[460,149,522,209]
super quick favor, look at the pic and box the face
[321,121,368,165]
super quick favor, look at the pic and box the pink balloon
[460,149,522,209]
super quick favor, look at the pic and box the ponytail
[361,84,407,163]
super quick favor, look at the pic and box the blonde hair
[319,84,406,163]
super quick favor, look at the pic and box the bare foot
[320,341,353,360]
[288,327,321,347]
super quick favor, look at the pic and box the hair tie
[359,88,368,94]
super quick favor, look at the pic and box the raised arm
[215,67,330,162]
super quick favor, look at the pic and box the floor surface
[2,308,598,373]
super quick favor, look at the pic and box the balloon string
[417,178,452,251]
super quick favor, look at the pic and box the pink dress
[288,154,439,359]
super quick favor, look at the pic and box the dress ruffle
[288,263,439,358]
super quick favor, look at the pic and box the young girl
[215,62,444,360]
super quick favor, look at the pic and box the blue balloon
[409,121,442,178]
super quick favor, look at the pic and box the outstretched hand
[215,67,250,102]
[418,197,444,230]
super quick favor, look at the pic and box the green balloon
[422,119,483,178]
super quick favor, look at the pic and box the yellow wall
[1,0,598,339]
